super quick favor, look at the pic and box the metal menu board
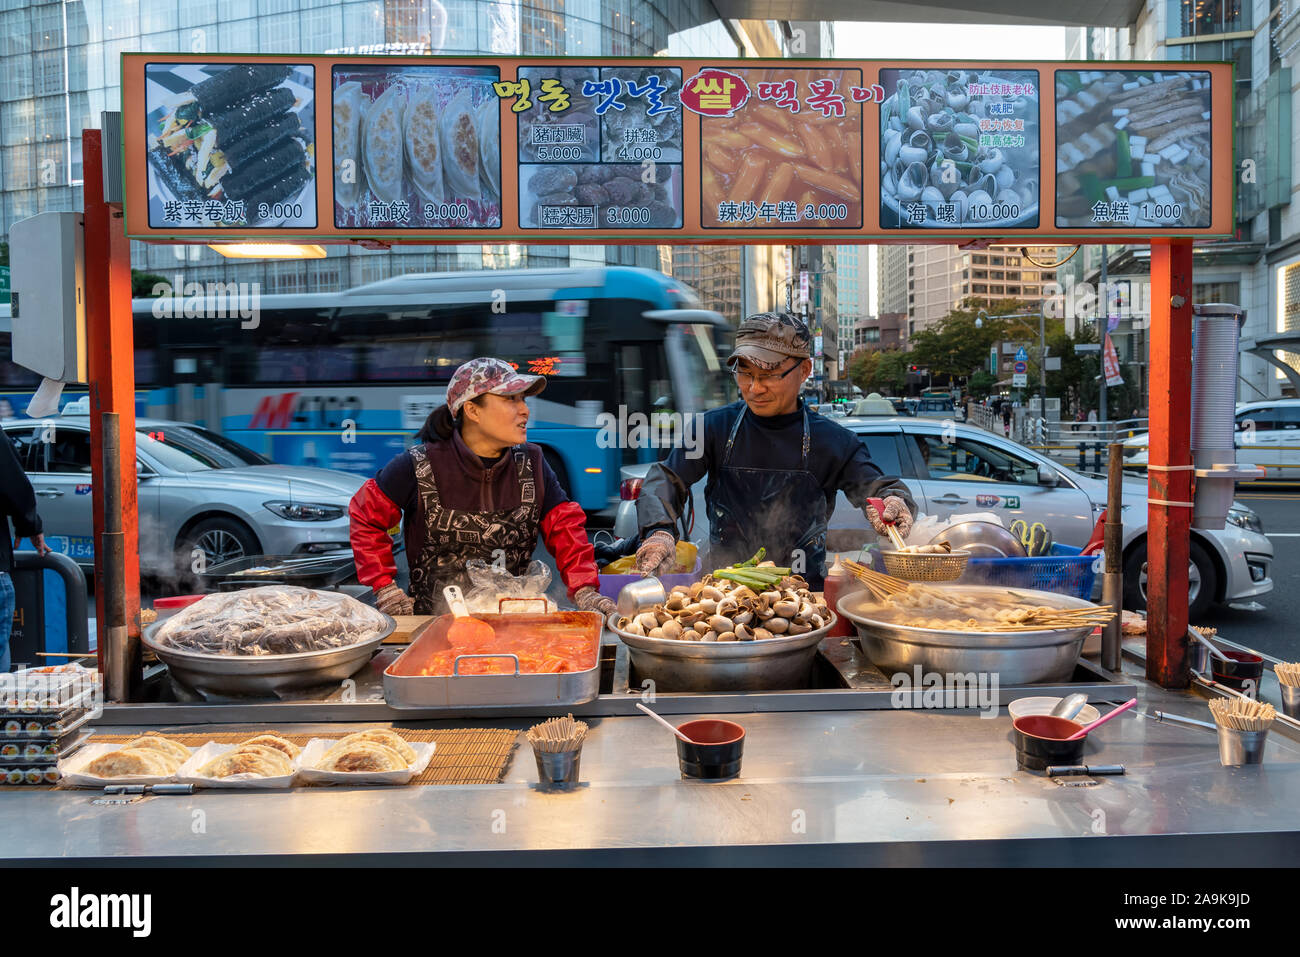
[121,55,1235,244]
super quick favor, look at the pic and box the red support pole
[1146,237,1193,687]
[83,128,140,676]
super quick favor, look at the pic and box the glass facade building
[0,0,737,290]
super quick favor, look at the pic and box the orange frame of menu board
[121,54,1234,245]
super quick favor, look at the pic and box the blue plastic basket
[957,543,1099,599]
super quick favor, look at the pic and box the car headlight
[263,501,345,522]
[1225,505,1263,534]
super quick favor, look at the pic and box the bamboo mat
[76,728,520,786]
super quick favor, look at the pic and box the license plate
[45,536,95,559]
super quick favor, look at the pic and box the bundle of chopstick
[1208,697,1275,731]
[527,714,588,753]
[842,559,947,603]
[1275,662,1300,688]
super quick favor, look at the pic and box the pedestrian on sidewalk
[1,432,50,672]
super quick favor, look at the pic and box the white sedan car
[827,417,1271,619]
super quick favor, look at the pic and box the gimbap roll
[5,769,22,785]
[24,769,42,785]
[219,137,306,200]
[0,744,18,757]
[205,86,296,145]
[244,164,311,213]
[220,112,302,169]
[43,769,60,784]
[192,64,292,115]
[4,720,21,734]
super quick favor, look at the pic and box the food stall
[5,55,1298,867]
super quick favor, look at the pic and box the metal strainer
[880,548,971,582]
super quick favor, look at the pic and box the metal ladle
[1050,693,1089,721]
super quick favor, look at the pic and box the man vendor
[634,312,916,589]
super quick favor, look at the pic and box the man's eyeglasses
[732,361,802,388]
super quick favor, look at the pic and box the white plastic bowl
[1008,696,1101,726]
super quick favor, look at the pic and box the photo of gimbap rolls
[145,62,317,229]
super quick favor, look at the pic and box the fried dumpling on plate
[199,745,292,779]
[85,748,172,778]
[237,734,301,760]
[440,89,480,202]
[333,81,367,208]
[404,84,444,204]
[476,97,499,199]
[362,83,406,204]
[335,728,416,764]
[123,734,190,763]
[318,740,408,773]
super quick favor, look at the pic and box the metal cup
[533,747,582,788]
[617,576,665,618]
[1188,641,1210,676]
[1216,726,1268,767]
[1280,684,1300,720]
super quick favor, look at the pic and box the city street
[1202,486,1300,660]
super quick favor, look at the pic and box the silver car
[3,417,364,579]
[827,417,1272,619]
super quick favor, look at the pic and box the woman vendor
[350,357,616,618]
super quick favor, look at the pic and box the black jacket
[0,432,41,574]
[637,399,915,537]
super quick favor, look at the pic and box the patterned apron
[406,444,541,616]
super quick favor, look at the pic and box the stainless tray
[606,612,837,692]
[141,616,394,696]
[837,585,1094,685]
[383,612,603,710]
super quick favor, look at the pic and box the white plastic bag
[462,559,555,613]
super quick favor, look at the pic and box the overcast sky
[834,22,1067,59]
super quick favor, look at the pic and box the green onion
[1115,130,1131,178]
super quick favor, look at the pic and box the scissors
[1010,520,1053,557]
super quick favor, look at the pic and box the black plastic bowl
[676,719,745,780]
[1212,650,1264,691]
[1012,714,1087,771]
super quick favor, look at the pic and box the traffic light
[909,365,919,372]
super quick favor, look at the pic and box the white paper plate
[176,742,298,789]
[58,742,192,788]
[297,737,435,786]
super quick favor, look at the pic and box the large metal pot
[837,586,1092,685]
[606,612,835,692]
[141,616,395,696]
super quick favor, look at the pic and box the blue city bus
[0,267,732,513]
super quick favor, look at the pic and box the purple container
[597,557,702,601]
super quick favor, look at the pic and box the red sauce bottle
[822,554,858,638]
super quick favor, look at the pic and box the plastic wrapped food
[153,586,390,656]
[461,559,556,614]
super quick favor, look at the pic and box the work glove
[634,529,678,577]
[374,582,415,616]
[864,496,914,540]
[574,586,616,618]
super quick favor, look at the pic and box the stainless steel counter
[6,656,1300,866]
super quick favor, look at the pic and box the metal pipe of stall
[101,412,137,702]
[1101,443,1123,672]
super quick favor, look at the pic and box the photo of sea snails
[879,68,1040,230]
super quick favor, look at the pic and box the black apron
[706,405,829,589]
[406,444,541,616]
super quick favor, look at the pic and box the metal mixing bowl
[837,586,1093,685]
[607,612,835,692]
[927,520,1027,559]
[142,616,395,696]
